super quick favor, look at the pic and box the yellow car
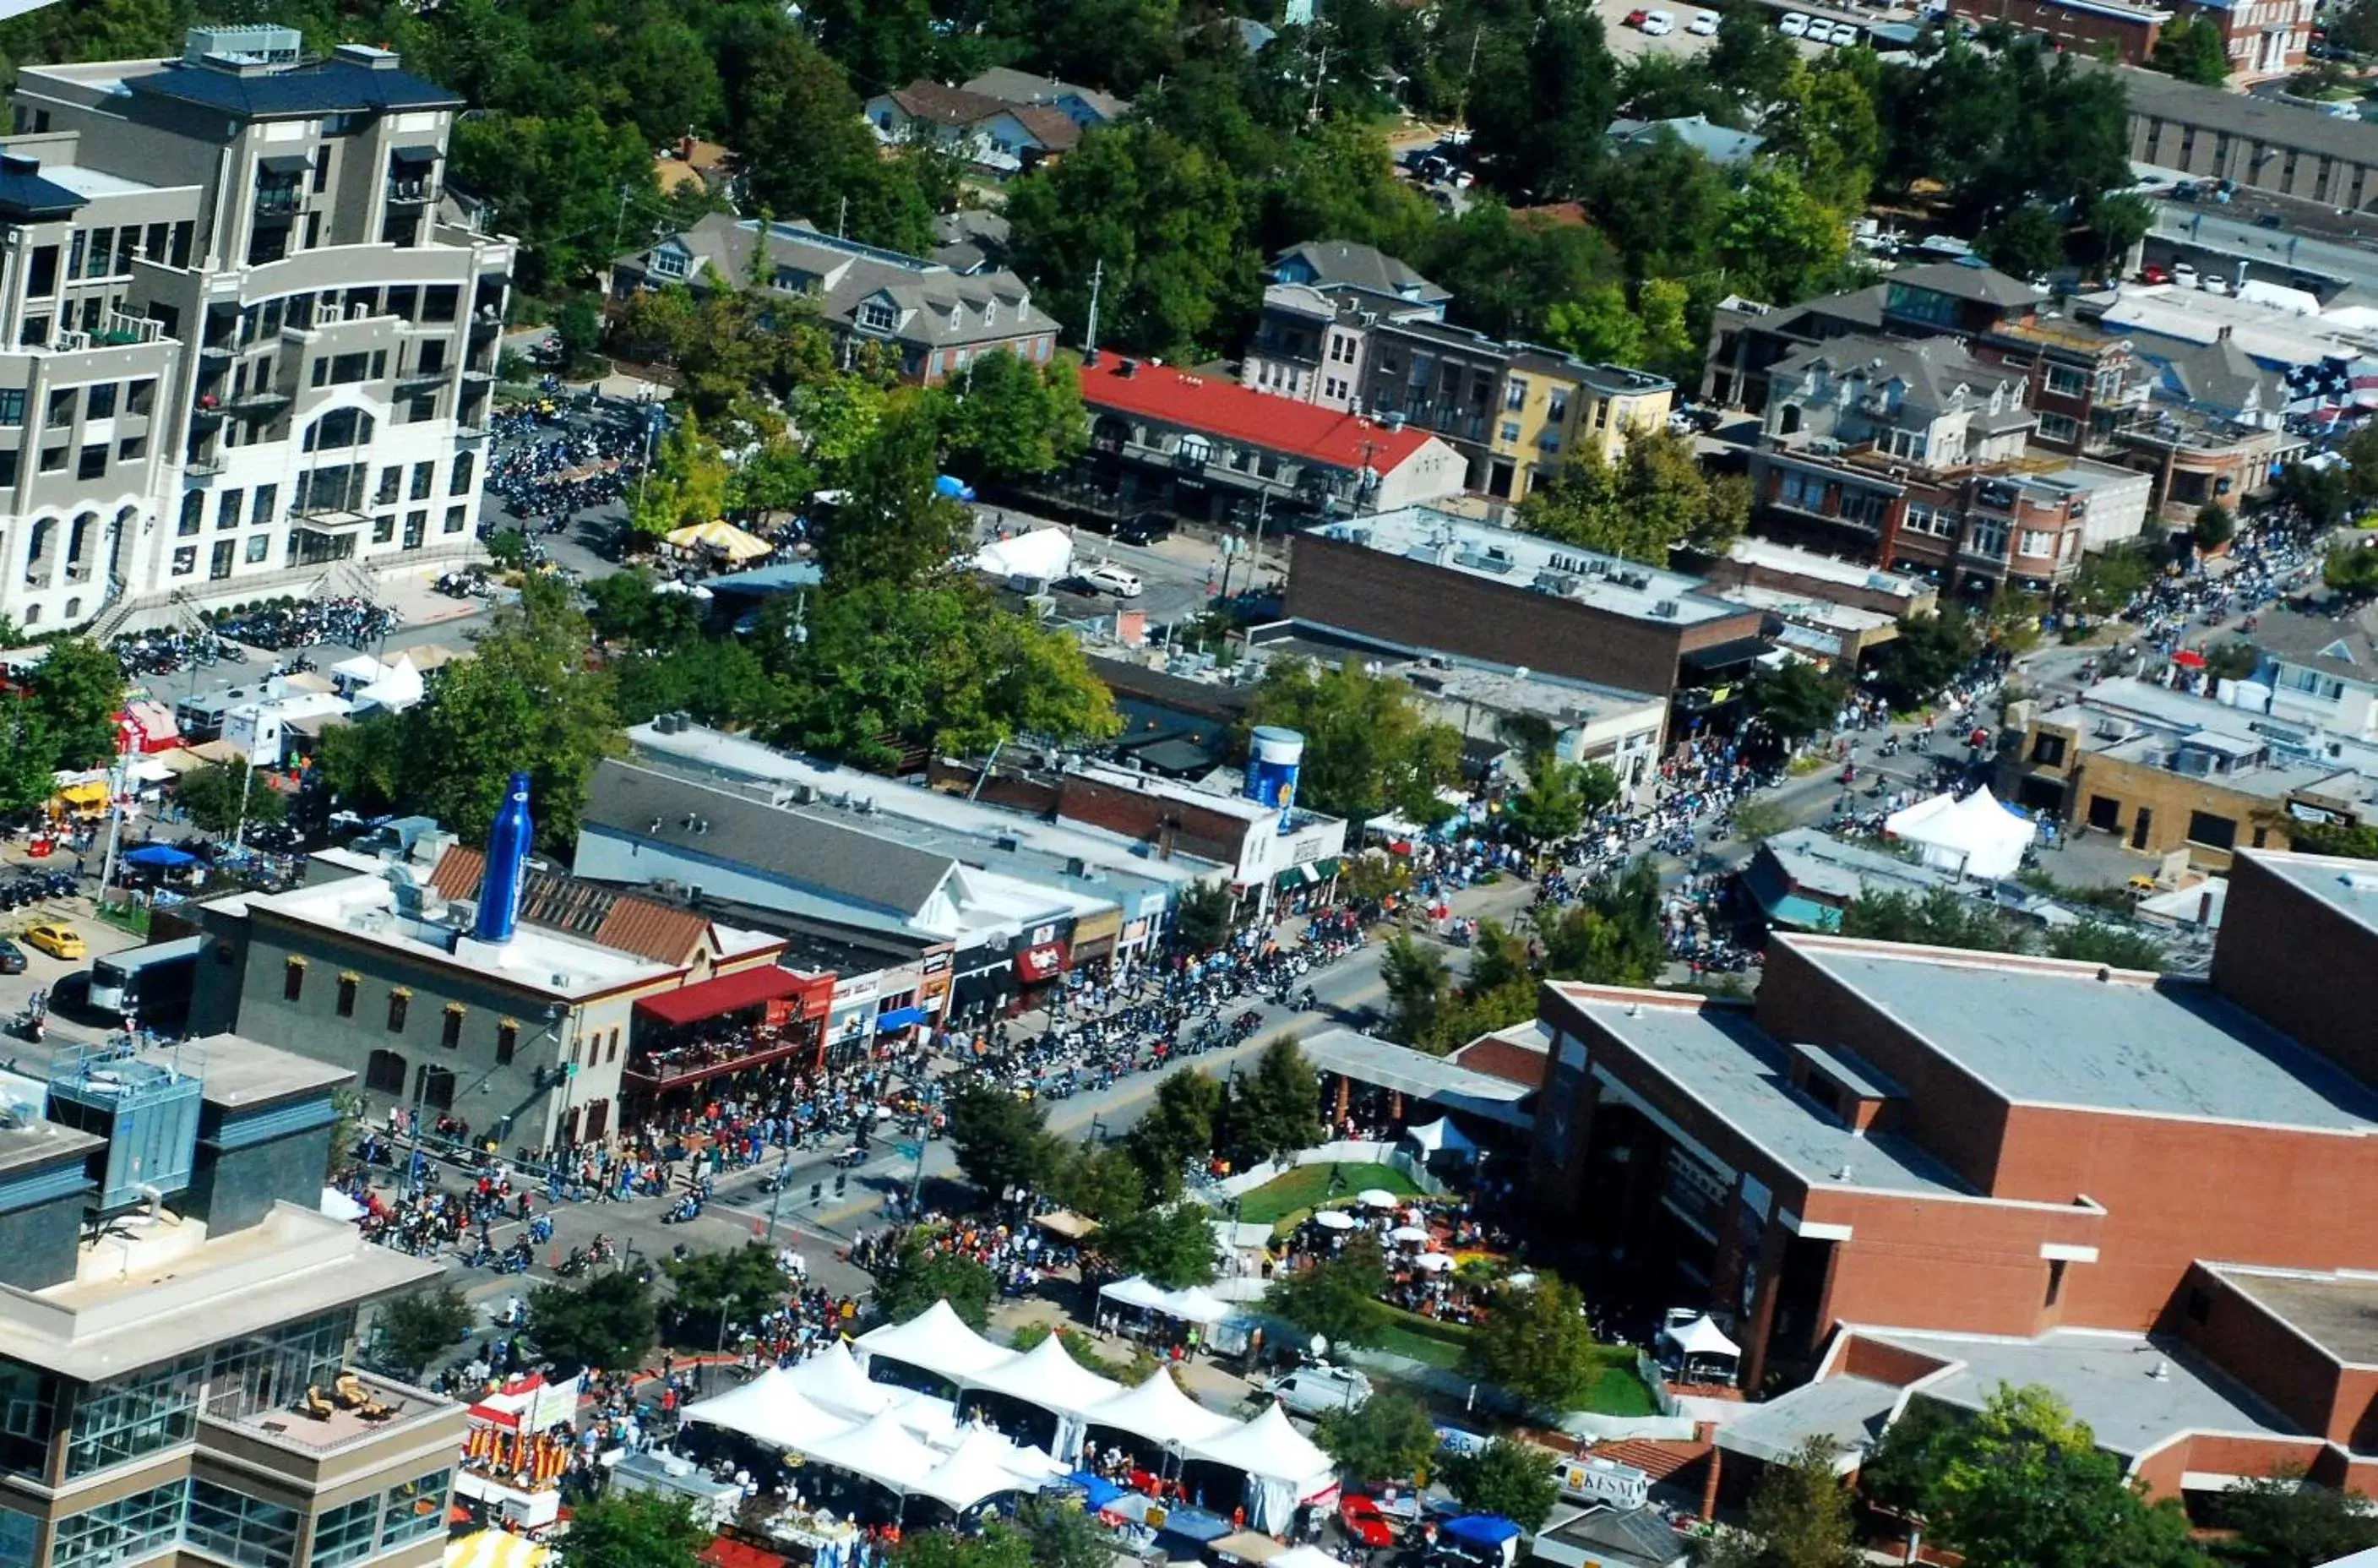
[23,923,84,960]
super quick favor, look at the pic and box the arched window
[365,1049,406,1095]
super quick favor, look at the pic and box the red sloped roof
[635,966,819,1027]
[1451,1034,1549,1090]
[702,1541,789,1568]
[1078,358,1441,474]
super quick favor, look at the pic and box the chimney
[678,134,695,161]
[2216,324,2234,341]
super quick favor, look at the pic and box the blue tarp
[1442,1516,1522,1549]
[1153,1508,1233,1545]
[875,1005,928,1031]
[123,844,199,868]
[1069,1472,1126,1510]
[935,474,977,502]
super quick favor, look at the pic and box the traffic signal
[834,1173,847,1197]
[809,1182,822,1206]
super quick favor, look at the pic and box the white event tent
[1404,1117,1477,1160]
[1082,1368,1239,1451]
[1883,787,2034,879]
[682,1369,853,1451]
[856,1299,1018,1383]
[804,1409,945,1499]
[966,1334,1124,1460]
[1188,1403,1341,1533]
[911,1429,1042,1515]
[781,1341,898,1418]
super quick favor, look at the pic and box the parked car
[1113,512,1175,547]
[1827,21,1861,44]
[1623,7,1650,24]
[23,923,83,961]
[1688,9,1720,32]
[0,938,24,976]
[1778,11,1812,34]
[1080,563,1145,597]
[1340,1497,1398,1549]
[1641,8,1675,32]
[1266,1364,1373,1416]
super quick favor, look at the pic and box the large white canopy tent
[782,1341,897,1418]
[681,1369,853,1451]
[1883,787,2035,879]
[1082,1369,1239,1452]
[1403,1117,1478,1160]
[911,1429,1042,1515]
[1187,1403,1341,1533]
[803,1409,944,1499]
[856,1298,1018,1384]
[964,1333,1124,1461]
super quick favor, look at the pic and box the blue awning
[876,1005,928,1031]
[123,844,199,868]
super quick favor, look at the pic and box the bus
[86,935,204,1024]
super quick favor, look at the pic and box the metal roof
[123,57,463,117]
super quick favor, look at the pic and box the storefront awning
[389,144,441,167]
[1276,863,1321,888]
[876,1005,928,1031]
[636,966,813,1027]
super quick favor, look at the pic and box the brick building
[1530,847,2378,1499]
[1284,509,1768,720]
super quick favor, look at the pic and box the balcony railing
[626,1028,821,1092]
[386,178,437,204]
[254,186,302,217]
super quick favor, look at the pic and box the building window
[203,1309,353,1426]
[387,988,411,1032]
[2043,364,2087,397]
[450,449,475,494]
[178,1461,286,1560]
[86,383,117,420]
[2037,411,2080,444]
[441,1004,464,1049]
[374,466,400,506]
[649,248,688,280]
[416,1064,454,1110]
[497,1020,519,1065]
[76,444,105,480]
[608,1027,621,1064]
[444,505,467,535]
[0,1503,33,1567]
[2031,733,2067,767]
[2018,529,2054,558]
[171,546,196,575]
[283,956,305,1000]
[252,483,277,525]
[378,1468,453,1551]
[2044,1258,2066,1307]
[309,1498,378,1568]
[64,1355,204,1476]
[245,533,270,564]
[411,460,435,500]
[0,389,23,427]
[335,972,358,1017]
[52,1478,188,1568]
[2187,810,2238,851]
[365,1048,405,1095]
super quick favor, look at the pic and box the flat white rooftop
[1725,536,1929,601]
[1316,506,1744,628]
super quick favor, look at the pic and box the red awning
[2171,649,2207,669]
[636,966,812,1027]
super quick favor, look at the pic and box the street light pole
[764,1141,795,1243]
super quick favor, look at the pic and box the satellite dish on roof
[1309,1333,1329,1358]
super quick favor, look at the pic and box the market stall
[854,1298,1017,1393]
[1184,1403,1340,1533]
[961,1333,1122,1461]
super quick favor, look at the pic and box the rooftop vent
[46,1046,202,1215]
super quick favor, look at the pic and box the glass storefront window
[206,1310,354,1422]
[307,1497,378,1568]
[377,1467,449,1550]
[51,1478,186,1568]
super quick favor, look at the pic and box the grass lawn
[1376,1305,1472,1369]
[1365,1308,1657,1415]
[1576,1345,1662,1417]
[1235,1162,1423,1228]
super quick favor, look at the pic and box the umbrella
[1505,1271,1537,1288]
[1312,1210,1356,1231]
[1358,1189,1399,1209]
[123,844,199,868]
[2171,648,2208,670]
[1412,1252,1456,1273]
[664,520,773,563]
[1386,1225,1431,1244]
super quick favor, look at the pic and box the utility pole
[226,743,254,852]
[1083,259,1103,357]
[764,1142,796,1243]
[1248,487,1274,597]
[609,184,631,259]
[1307,41,1330,123]
[836,196,848,239]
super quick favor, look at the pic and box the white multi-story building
[0,24,509,633]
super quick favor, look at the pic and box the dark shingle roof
[124,57,462,117]
[1270,241,1451,307]
[581,760,956,921]
[1886,259,2040,310]
[0,156,85,220]
[889,81,1009,128]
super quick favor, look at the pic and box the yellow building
[1490,351,1675,504]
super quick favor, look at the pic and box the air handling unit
[44,1045,202,1212]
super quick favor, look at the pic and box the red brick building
[1531,848,2378,1497]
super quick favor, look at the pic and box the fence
[1209,1138,1450,1201]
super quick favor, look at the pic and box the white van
[1266,1364,1373,1416]
[1080,563,1145,598]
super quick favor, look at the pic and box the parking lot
[1592,0,1892,61]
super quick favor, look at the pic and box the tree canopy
[1265,1236,1391,1352]
[525,1271,656,1377]
[1244,660,1463,830]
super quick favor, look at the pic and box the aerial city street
[2,3,2378,1568]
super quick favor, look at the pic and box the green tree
[1441,1437,1560,1529]
[1505,758,1619,848]
[1702,1437,1862,1568]
[894,1522,1035,1568]
[1544,284,1644,367]
[661,1243,790,1348]
[2044,922,2168,971]
[1049,1143,1147,1227]
[583,570,708,651]
[1003,123,1257,361]
[525,1271,656,1376]
[1541,858,1669,987]
[1313,1390,1439,1484]
[1842,889,2019,952]
[1520,428,1743,563]
[1223,1035,1323,1166]
[933,351,1088,482]
[946,1081,1064,1200]
[1380,932,1454,1051]
[1172,880,1238,954]
[629,413,734,537]
[556,1490,709,1568]
[1265,1236,1390,1351]
[2275,462,2354,530]
[372,1286,473,1381]
[1749,660,1847,747]
[0,702,58,817]
[1718,165,1852,307]
[449,108,655,292]
[1421,204,1620,344]
[723,28,944,256]
[1875,612,1980,709]
[2151,14,2232,84]
[1094,1202,1218,1288]
[1874,1383,2208,1568]
[814,399,971,590]
[1245,658,1463,830]
[173,761,285,837]
[2085,191,2157,273]
[29,635,125,770]
[1465,1276,1606,1410]
[2194,502,2236,552]
[1126,1068,1226,1200]
[315,580,623,853]
[2215,1468,2378,1568]
[2289,818,2378,859]
[1018,1495,1121,1568]
[1978,204,2067,280]
[873,1230,1000,1329]
[2326,544,2378,596]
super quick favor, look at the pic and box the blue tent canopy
[1442,1516,1523,1549]
[123,844,199,868]
[935,474,977,502]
